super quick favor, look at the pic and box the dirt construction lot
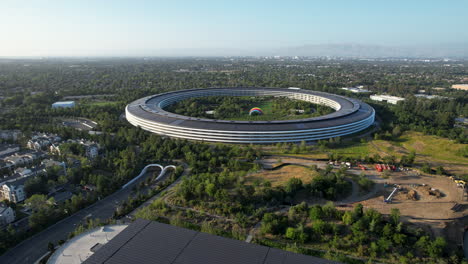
[259,156,467,221]
[360,170,467,220]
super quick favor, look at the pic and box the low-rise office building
[370,94,405,104]
[341,87,371,93]
[414,94,448,100]
[52,101,76,108]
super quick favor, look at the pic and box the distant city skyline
[1,0,467,57]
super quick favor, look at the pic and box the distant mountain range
[274,43,468,58]
[148,43,468,59]
[3,43,467,59]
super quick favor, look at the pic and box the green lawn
[400,131,467,164]
[225,100,321,121]
[165,95,334,122]
[262,131,468,176]
[327,142,370,157]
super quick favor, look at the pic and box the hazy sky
[1,0,467,56]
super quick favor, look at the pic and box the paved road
[0,166,172,264]
[135,162,234,223]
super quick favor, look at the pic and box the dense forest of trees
[173,163,351,217]
[258,203,456,263]
[0,58,465,141]
[368,97,467,143]
[0,58,467,99]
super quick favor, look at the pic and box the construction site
[255,155,468,248]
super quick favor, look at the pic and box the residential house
[49,144,60,155]
[52,139,100,159]
[0,178,27,203]
[49,191,73,205]
[0,204,15,226]
[0,144,20,157]
[4,154,34,167]
[41,159,66,175]
[0,130,22,141]
[14,167,34,178]
[28,133,61,151]
[84,142,100,159]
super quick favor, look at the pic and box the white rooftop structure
[414,94,447,100]
[455,117,468,124]
[452,84,468,91]
[52,101,76,108]
[341,87,371,93]
[47,225,127,264]
[370,94,405,104]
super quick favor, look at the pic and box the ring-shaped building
[125,87,375,143]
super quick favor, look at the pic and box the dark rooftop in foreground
[84,219,340,264]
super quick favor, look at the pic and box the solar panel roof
[83,219,341,264]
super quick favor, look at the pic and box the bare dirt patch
[361,171,467,220]
[246,165,317,187]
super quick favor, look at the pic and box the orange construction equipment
[375,164,383,172]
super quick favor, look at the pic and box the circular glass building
[126,87,375,143]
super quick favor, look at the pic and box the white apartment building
[1,178,27,203]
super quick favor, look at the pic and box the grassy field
[246,165,318,187]
[165,95,334,121]
[325,132,465,162]
[263,131,468,176]
[399,131,467,163]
